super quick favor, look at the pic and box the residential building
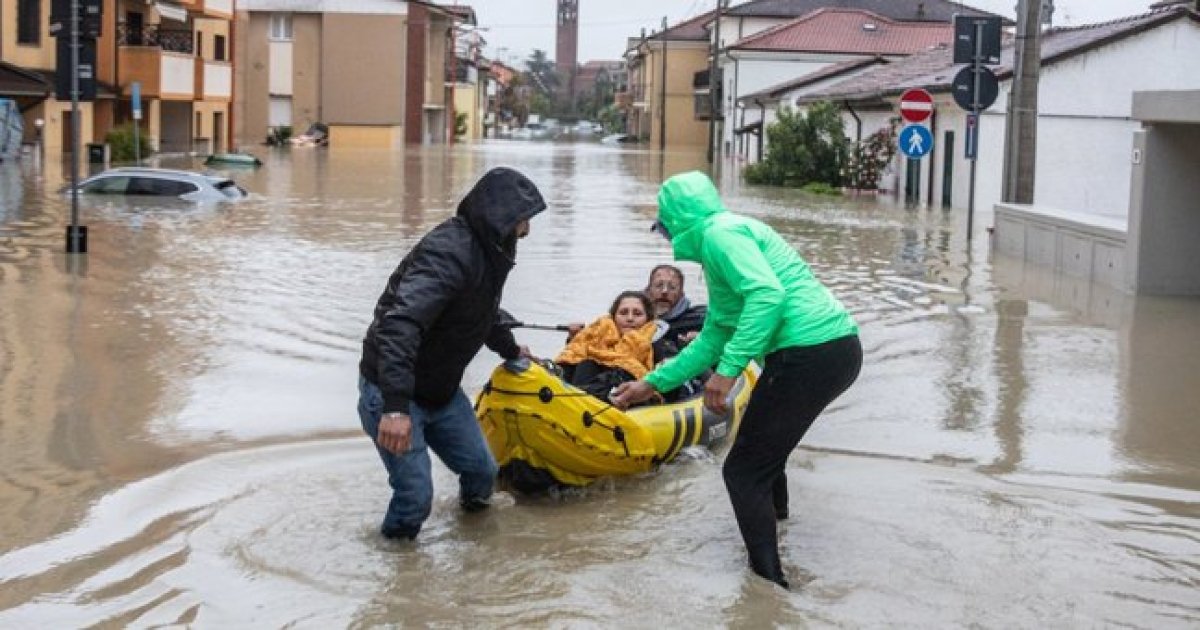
[2,0,232,157]
[234,0,463,148]
[798,4,1200,294]
[622,10,714,149]
[706,0,1002,158]
[450,15,486,142]
[729,8,959,160]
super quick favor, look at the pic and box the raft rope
[481,380,631,457]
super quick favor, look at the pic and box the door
[942,131,955,208]
[126,12,144,45]
[213,112,224,153]
[61,111,74,153]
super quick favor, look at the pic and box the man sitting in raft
[555,291,659,401]
[645,263,707,361]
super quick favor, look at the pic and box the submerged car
[70,167,247,201]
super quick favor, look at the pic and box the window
[270,14,293,41]
[196,32,204,58]
[81,177,131,194]
[127,177,199,196]
[214,35,226,61]
[17,0,40,44]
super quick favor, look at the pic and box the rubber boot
[747,543,790,589]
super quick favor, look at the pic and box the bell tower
[556,0,580,105]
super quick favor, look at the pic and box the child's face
[613,297,649,333]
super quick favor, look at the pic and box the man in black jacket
[357,167,546,541]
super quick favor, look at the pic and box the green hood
[657,171,725,262]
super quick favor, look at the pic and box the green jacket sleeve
[703,226,785,377]
[644,319,730,393]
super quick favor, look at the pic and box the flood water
[1,143,1198,627]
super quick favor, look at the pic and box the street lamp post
[34,118,45,165]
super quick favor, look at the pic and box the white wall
[1033,20,1200,219]
[161,53,196,97]
[714,16,789,48]
[240,0,407,13]
[269,41,293,95]
[204,61,233,99]
[721,53,854,150]
[891,18,1200,220]
[205,0,234,17]
[742,63,892,163]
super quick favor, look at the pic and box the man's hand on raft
[379,413,413,454]
[610,380,657,409]
[704,374,736,415]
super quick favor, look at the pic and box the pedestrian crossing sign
[898,124,933,159]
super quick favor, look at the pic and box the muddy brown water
[1,143,1198,627]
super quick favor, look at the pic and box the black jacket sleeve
[485,308,521,360]
[375,239,469,414]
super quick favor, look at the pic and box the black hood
[457,167,546,261]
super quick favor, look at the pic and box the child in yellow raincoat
[556,291,658,400]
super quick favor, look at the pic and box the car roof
[88,167,230,183]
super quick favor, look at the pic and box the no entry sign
[899,88,934,124]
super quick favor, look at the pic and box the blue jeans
[357,376,497,538]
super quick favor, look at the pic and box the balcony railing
[117,24,194,54]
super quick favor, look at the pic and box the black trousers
[722,335,863,587]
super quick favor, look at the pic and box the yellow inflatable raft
[475,359,759,492]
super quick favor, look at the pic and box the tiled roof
[647,9,717,42]
[799,6,1200,103]
[726,0,1004,23]
[0,61,50,97]
[729,8,953,54]
[740,56,888,102]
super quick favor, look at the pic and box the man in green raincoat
[612,170,862,588]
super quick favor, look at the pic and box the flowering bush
[845,120,899,190]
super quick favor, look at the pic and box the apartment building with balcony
[0,0,234,157]
[234,0,464,148]
[1,0,110,154]
[621,11,714,149]
[115,0,235,153]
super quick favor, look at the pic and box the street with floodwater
[0,141,1198,627]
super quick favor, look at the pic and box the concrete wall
[234,11,270,146]
[292,14,321,132]
[993,202,1128,290]
[320,13,405,125]
[1127,124,1200,295]
[328,124,401,148]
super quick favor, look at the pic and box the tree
[524,49,559,95]
[743,102,849,188]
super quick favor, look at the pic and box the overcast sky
[468,0,1152,66]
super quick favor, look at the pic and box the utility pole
[1003,0,1043,203]
[706,0,726,164]
[67,0,84,253]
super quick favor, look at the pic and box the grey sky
[468,0,1154,66]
